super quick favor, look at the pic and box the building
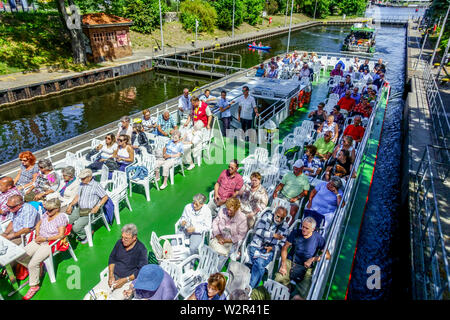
[82,13,133,63]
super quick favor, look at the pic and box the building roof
[82,13,133,28]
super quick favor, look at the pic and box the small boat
[342,23,376,54]
[248,43,271,51]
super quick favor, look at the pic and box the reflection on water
[0,72,210,164]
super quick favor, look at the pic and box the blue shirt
[217,98,231,118]
[12,202,39,233]
[165,140,184,156]
[194,282,226,300]
[157,114,176,134]
[287,229,325,265]
[310,181,343,215]
[341,92,361,104]
[255,67,265,77]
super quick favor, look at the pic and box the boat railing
[307,84,391,300]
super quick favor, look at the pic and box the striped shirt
[0,187,22,221]
[17,164,39,186]
[12,202,40,233]
[78,179,107,209]
[157,114,176,134]
[250,210,289,254]
[39,212,68,238]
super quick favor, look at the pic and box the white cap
[293,159,304,168]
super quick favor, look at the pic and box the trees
[123,0,168,34]
[243,0,265,25]
[296,0,331,18]
[332,0,367,16]
[213,0,244,30]
[180,0,217,33]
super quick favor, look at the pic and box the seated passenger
[116,116,133,140]
[331,80,347,96]
[282,54,291,65]
[313,131,335,162]
[308,102,327,130]
[324,149,352,181]
[0,177,22,221]
[1,194,39,245]
[182,121,204,171]
[157,111,178,137]
[358,59,370,73]
[273,159,310,225]
[255,63,266,77]
[188,273,227,300]
[332,135,356,163]
[154,130,184,190]
[24,159,60,202]
[123,264,178,300]
[374,58,386,73]
[304,177,344,234]
[347,87,361,104]
[16,198,68,300]
[350,97,372,118]
[301,145,322,180]
[343,74,354,90]
[141,109,158,133]
[330,63,343,77]
[131,123,152,155]
[50,166,80,214]
[373,72,385,90]
[317,115,339,143]
[238,172,269,229]
[345,66,355,79]
[112,134,135,172]
[14,151,39,192]
[265,64,279,79]
[275,216,330,297]
[176,193,212,255]
[248,207,289,288]
[331,105,345,131]
[343,116,365,143]
[209,159,244,213]
[298,62,311,78]
[66,169,109,244]
[361,68,373,83]
[337,90,356,113]
[211,197,248,260]
[87,134,118,171]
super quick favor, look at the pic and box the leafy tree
[180,0,217,33]
[266,0,279,15]
[295,0,330,18]
[124,0,168,34]
[331,0,367,15]
[243,0,265,25]
[213,0,244,30]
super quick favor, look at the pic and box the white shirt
[236,95,256,120]
[100,143,118,159]
[177,203,212,234]
[199,94,216,103]
[178,94,192,113]
[362,73,373,83]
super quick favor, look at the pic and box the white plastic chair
[106,171,132,225]
[150,231,191,264]
[83,208,111,247]
[128,153,159,202]
[169,157,185,185]
[264,279,290,300]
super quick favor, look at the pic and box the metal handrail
[412,144,450,299]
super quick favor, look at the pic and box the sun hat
[133,264,164,292]
[78,169,93,179]
[293,159,304,168]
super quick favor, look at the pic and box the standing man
[178,88,192,123]
[199,89,216,104]
[217,90,232,137]
[184,96,213,129]
[66,169,109,244]
[233,86,259,133]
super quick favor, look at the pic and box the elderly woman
[131,123,152,155]
[141,109,158,133]
[238,172,268,229]
[182,121,204,171]
[24,159,60,202]
[187,273,227,300]
[155,130,184,190]
[211,197,248,261]
[176,193,212,255]
[305,177,343,234]
[16,198,68,300]
[332,135,356,163]
[317,115,339,143]
[324,149,352,181]
[14,151,39,191]
[117,116,133,139]
[308,102,327,130]
[112,134,135,172]
[301,145,322,180]
[87,133,117,171]
[48,166,80,213]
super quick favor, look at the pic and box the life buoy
[289,97,297,114]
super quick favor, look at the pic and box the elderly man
[275,216,330,297]
[157,111,178,137]
[209,160,244,214]
[176,193,212,255]
[331,80,347,96]
[90,224,147,300]
[0,177,22,221]
[199,89,216,104]
[184,96,213,129]
[298,62,311,78]
[1,194,39,245]
[265,64,278,79]
[346,87,361,104]
[178,88,192,121]
[358,59,370,73]
[233,86,259,133]
[304,177,344,234]
[117,116,133,139]
[217,90,232,137]
[374,58,386,73]
[66,169,108,244]
[313,131,335,161]
[273,159,310,224]
[248,207,289,288]
[337,90,356,112]
[350,97,372,118]
[343,116,365,143]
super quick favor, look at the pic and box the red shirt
[193,101,209,127]
[217,170,244,201]
[343,124,365,141]
[337,96,356,111]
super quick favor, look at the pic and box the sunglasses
[117,139,124,142]
[105,137,111,140]
[7,203,19,209]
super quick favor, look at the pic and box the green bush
[243,0,265,25]
[124,0,168,34]
[266,0,279,15]
[180,0,217,33]
[295,0,331,18]
[332,0,367,15]
[213,0,244,30]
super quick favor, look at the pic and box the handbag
[104,158,119,171]
[85,148,100,161]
